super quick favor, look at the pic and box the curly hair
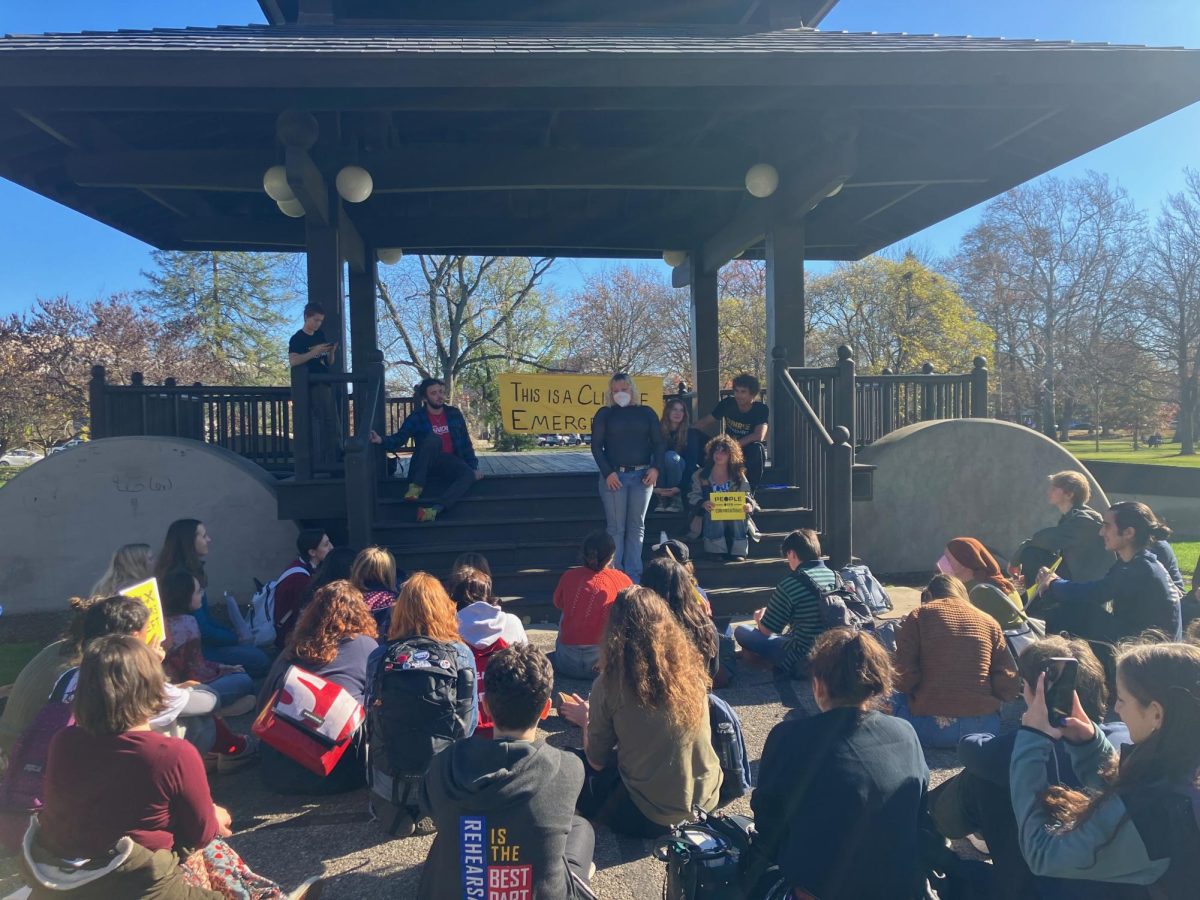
[660,398,691,453]
[388,571,461,643]
[290,580,377,666]
[598,585,709,731]
[484,643,555,731]
[703,434,746,484]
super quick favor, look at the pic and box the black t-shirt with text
[711,397,769,442]
[289,327,330,374]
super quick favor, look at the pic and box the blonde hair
[351,546,397,593]
[1050,471,1090,506]
[388,572,461,643]
[608,373,640,406]
[922,573,970,604]
[91,544,154,598]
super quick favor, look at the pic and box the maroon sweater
[40,727,218,857]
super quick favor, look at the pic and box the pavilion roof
[0,24,1197,261]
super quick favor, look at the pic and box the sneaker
[404,483,423,502]
[218,735,260,774]
[965,833,990,856]
[416,506,439,523]
[287,876,325,900]
[662,496,684,514]
[220,695,256,718]
[413,815,437,836]
[747,518,762,543]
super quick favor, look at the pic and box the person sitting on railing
[694,372,769,492]
[368,376,483,523]
[288,300,341,468]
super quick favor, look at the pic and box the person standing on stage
[695,372,769,490]
[590,374,664,584]
[368,377,482,523]
[288,301,341,467]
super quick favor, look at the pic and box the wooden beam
[62,145,757,194]
[285,145,329,226]
[698,137,856,275]
[339,208,366,274]
[690,254,720,416]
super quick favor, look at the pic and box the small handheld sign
[120,577,166,646]
[710,491,748,522]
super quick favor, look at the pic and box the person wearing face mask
[590,374,665,584]
[937,537,1027,630]
[369,376,483,523]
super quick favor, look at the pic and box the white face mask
[613,391,632,408]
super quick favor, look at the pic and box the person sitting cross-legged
[749,627,929,900]
[733,528,836,678]
[891,574,1020,749]
[368,376,483,523]
[271,527,332,651]
[419,644,597,898]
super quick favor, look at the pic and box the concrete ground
[3,587,977,899]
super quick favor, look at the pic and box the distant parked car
[539,434,564,447]
[0,448,42,467]
[48,438,85,454]
[563,434,583,446]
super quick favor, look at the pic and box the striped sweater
[760,562,838,676]
[894,598,1020,717]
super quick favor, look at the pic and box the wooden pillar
[88,365,108,439]
[347,246,379,373]
[305,212,345,371]
[689,253,720,418]
[766,218,806,368]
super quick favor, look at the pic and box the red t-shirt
[427,409,453,454]
[40,727,218,857]
[553,566,633,646]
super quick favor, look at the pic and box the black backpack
[367,637,474,781]
[656,808,772,900]
[790,567,877,633]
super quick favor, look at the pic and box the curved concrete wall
[0,437,297,615]
[854,419,1108,577]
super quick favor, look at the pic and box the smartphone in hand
[1043,657,1079,726]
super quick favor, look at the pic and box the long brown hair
[291,580,378,666]
[155,518,206,587]
[1042,642,1200,833]
[703,434,746,484]
[598,586,708,731]
[388,572,461,642]
[660,398,691,453]
[639,559,716,665]
[73,635,166,736]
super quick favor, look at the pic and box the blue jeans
[204,643,271,677]
[703,513,748,556]
[206,671,255,709]
[733,625,792,669]
[599,471,654,583]
[661,451,685,491]
[890,692,1001,749]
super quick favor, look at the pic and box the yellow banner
[498,373,664,434]
[710,491,748,521]
[120,577,166,646]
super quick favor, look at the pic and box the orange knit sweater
[894,598,1020,718]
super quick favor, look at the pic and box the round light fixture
[826,180,845,198]
[377,248,404,265]
[336,165,373,203]
[262,165,294,202]
[275,109,319,150]
[662,250,688,268]
[277,197,305,218]
[745,163,780,199]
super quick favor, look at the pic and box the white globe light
[745,163,779,198]
[826,180,845,198]
[662,250,688,268]
[277,197,305,218]
[377,248,404,265]
[262,165,294,202]
[336,165,373,203]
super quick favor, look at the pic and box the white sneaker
[965,833,990,856]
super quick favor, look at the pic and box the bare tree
[377,255,557,398]
[1139,169,1200,453]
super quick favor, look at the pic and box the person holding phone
[1010,641,1200,893]
[289,300,342,468]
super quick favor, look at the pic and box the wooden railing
[772,345,988,565]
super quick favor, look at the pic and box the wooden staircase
[369,468,814,622]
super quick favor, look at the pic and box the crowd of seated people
[6,478,1200,900]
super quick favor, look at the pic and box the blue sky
[1,0,1198,313]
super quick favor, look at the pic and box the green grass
[0,468,16,488]
[1067,439,1200,468]
[0,642,42,686]
[1172,541,1200,582]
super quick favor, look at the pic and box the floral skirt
[181,838,285,900]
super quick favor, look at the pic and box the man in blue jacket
[369,377,482,522]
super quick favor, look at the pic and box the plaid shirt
[382,404,478,469]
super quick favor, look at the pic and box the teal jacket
[1010,726,1169,885]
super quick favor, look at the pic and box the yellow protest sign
[710,491,748,521]
[120,577,166,646]
[498,373,664,434]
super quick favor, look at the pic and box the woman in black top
[590,373,664,584]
